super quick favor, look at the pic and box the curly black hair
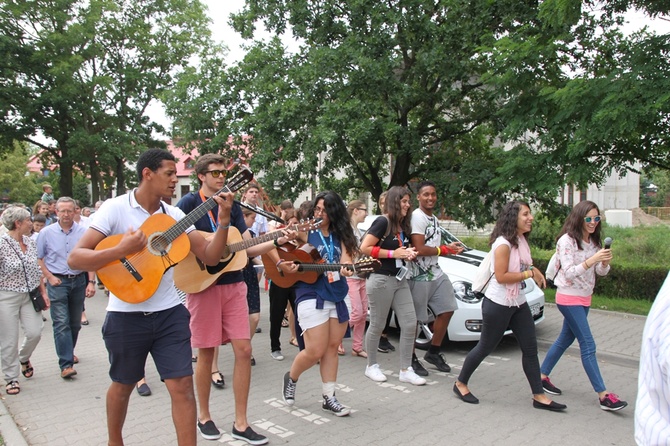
[136,149,176,183]
[489,200,531,248]
[310,191,358,258]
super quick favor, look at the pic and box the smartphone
[396,265,409,281]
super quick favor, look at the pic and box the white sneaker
[399,367,427,386]
[365,364,387,382]
[271,350,284,361]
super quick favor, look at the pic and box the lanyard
[317,230,334,263]
[396,231,405,247]
[198,190,218,232]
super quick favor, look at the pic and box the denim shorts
[102,304,192,384]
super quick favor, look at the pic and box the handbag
[545,251,561,288]
[472,249,494,299]
[3,236,46,312]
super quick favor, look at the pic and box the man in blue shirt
[37,197,96,379]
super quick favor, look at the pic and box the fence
[643,207,670,220]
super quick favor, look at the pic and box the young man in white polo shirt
[68,149,235,446]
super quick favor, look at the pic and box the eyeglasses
[205,170,226,178]
[357,208,368,213]
[584,216,601,223]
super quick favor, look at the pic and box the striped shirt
[636,272,670,445]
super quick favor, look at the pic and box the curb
[0,397,29,446]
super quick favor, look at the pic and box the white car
[359,216,545,345]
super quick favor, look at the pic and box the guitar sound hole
[149,235,170,254]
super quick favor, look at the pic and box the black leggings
[458,298,543,395]
[269,282,296,352]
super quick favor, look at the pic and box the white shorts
[297,295,352,331]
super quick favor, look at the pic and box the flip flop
[21,361,34,378]
[337,345,345,356]
[211,371,225,388]
[289,338,299,348]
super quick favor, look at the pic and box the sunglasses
[584,216,601,223]
[205,170,226,178]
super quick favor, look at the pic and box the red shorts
[186,281,250,348]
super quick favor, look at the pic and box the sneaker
[411,355,429,377]
[250,356,256,366]
[600,393,628,411]
[322,394,351,417]
[365,364,388,382]
[231,424,269,445]
[542,377,562,395]
[197,420,222,441]
[378,336,395,353]
[282,371,297,406]
[399,367,427,386]
[424,352,451,373]
[271,350,284,361]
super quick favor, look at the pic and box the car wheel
[414,307,436,350]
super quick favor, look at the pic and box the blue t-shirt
[176,191,247,285]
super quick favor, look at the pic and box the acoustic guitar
[95,167,254,304]
[262,243,381,288]
[173,218,322,293]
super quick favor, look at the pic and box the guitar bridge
[120,257,143,282]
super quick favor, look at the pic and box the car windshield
[439,227,471,251]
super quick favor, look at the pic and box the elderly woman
[0,206,47,395]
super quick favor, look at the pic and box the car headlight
[452,281,483,304]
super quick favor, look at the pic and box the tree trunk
[115,156,126,195]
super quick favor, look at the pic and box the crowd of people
[0,149,632,446]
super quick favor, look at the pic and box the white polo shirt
[89,190,194,313]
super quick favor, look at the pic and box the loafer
[533,399,567,411]
[453,383,479,404]
[136,383,152,396]
[61,367,77,379]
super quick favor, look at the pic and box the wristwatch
[88,280,96,284]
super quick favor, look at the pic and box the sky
[151,0,670,134]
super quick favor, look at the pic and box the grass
[542,288,652,316]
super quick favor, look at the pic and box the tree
[0,0,214,199]
[0,142,41,205]
[165,0,669,226]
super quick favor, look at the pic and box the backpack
[472,249,494,298]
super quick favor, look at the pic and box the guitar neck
[296,263,354,273]
[227,228,288,253]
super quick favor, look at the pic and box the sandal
[289,338,299,348]
[211,371,225,388]
[21,361,34,378]
[281,317,289,328]
[337,344,345,356]
[352,349,368,358]
[6,381,20,395]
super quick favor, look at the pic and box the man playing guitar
[67,149,236,446]
[175,153,295,444]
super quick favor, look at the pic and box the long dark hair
[489,200,530,248]
[310,191,358,257]
[385,186,412,236]
[557,200,602,249]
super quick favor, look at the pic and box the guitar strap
[198,190,218,231]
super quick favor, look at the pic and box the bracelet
[371,246,381,259]
[273,239,280,248]
[219,223,231,230]
[388,249,394,259]
[437,246,441,256]
[584,260,590,269]
[88,280,96,284]
[276,259,283,268]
